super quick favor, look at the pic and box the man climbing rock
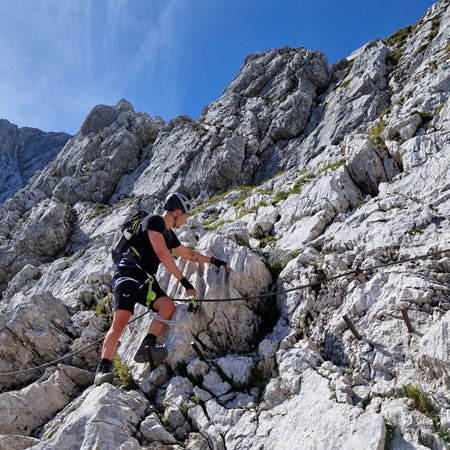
[95,192,229,386]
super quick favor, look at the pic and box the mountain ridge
[0,1,449,448]
[0,118,71,204]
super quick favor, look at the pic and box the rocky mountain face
[0,119,71,204]
[1,1,450,448]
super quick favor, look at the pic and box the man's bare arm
[173,245,211,263]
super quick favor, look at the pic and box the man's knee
[167,300,176,316]
[156,297,176,315]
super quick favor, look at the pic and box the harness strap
[112,276,142,289]
[146,280,156,307]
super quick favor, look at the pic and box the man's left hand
[211,257,229,271]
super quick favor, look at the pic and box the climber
[94,192,229,386]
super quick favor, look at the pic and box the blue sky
[0,0,437,135]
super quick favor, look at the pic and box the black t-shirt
[115,214,181,279]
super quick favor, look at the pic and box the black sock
[100,358,111,366]
[144,333,157,346]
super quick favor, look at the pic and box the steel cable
[1,247,449,377]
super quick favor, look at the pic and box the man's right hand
[211,257,229,271]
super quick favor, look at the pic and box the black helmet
[164,192,192,214]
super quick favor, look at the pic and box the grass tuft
[398,384,439,428]
[112,354,136,389]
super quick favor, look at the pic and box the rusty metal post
[145,346,156,371]
[191,341,207,362]
[401,308,414,333]
[343,315,362,340]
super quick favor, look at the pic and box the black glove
[180,277,195,292]
[211,257,228,268]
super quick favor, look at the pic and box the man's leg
[148,296,176,337]
[134,296,175,365]
[95,309,131,385]
[102,309,132,360]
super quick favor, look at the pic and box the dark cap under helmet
[164,192,192,214]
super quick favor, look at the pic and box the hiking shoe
[94,361,114,386]
[134,337,168,365]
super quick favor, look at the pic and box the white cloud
[125,0,189,110]
[0,1,101,132]
[0,0,196,131]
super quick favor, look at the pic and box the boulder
[217,355,256,385]
[140,413,177,445]
[344,135,400,195]
[0,291,73,390]
[0,365,93,436]
[225,369,385,449]
[418,311,450,382]
[32,383,148,450]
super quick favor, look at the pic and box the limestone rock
[0,291,73,390]
[398,132,448,172]
[418,311,450,382]
[344,134,400,195]
[202,369,232,397]
[0,197,75,292]
[164,376,194,412]
[287,38,390,170]
[185,432,211,450]
[381,398,437,449]
[261,377,287,410]
[214,220,250,246]
[33,384,148,449]
[0,2,449,448]
[79,99,133,136]
[225,369,385,450]
[0,365,93,436]
[0,119,71,204]
[140,413,177,445]
[216,355,255,386]
[130,47,332,200]
[246,204,278,237]
[0,435,40,450]
[189,399,244,450]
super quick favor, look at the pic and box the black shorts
[112,277,168,314]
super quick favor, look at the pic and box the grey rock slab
[344,134,400,195]
[189,399,244,450]
[226,368,385,450]
[418,310,450,382]
[187,359,209,380]
[0,365,93,436]
[0,118,70,204]
[202,369,231,397]
[140,413,177,445]
[380,398,437,450]
[216,355,256,385]
[0,198,74,292]
[164,376,194,411]
[31,383,148,450]
[399,132,448,172]
[0,291,72,390]
[0,435,40,450]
